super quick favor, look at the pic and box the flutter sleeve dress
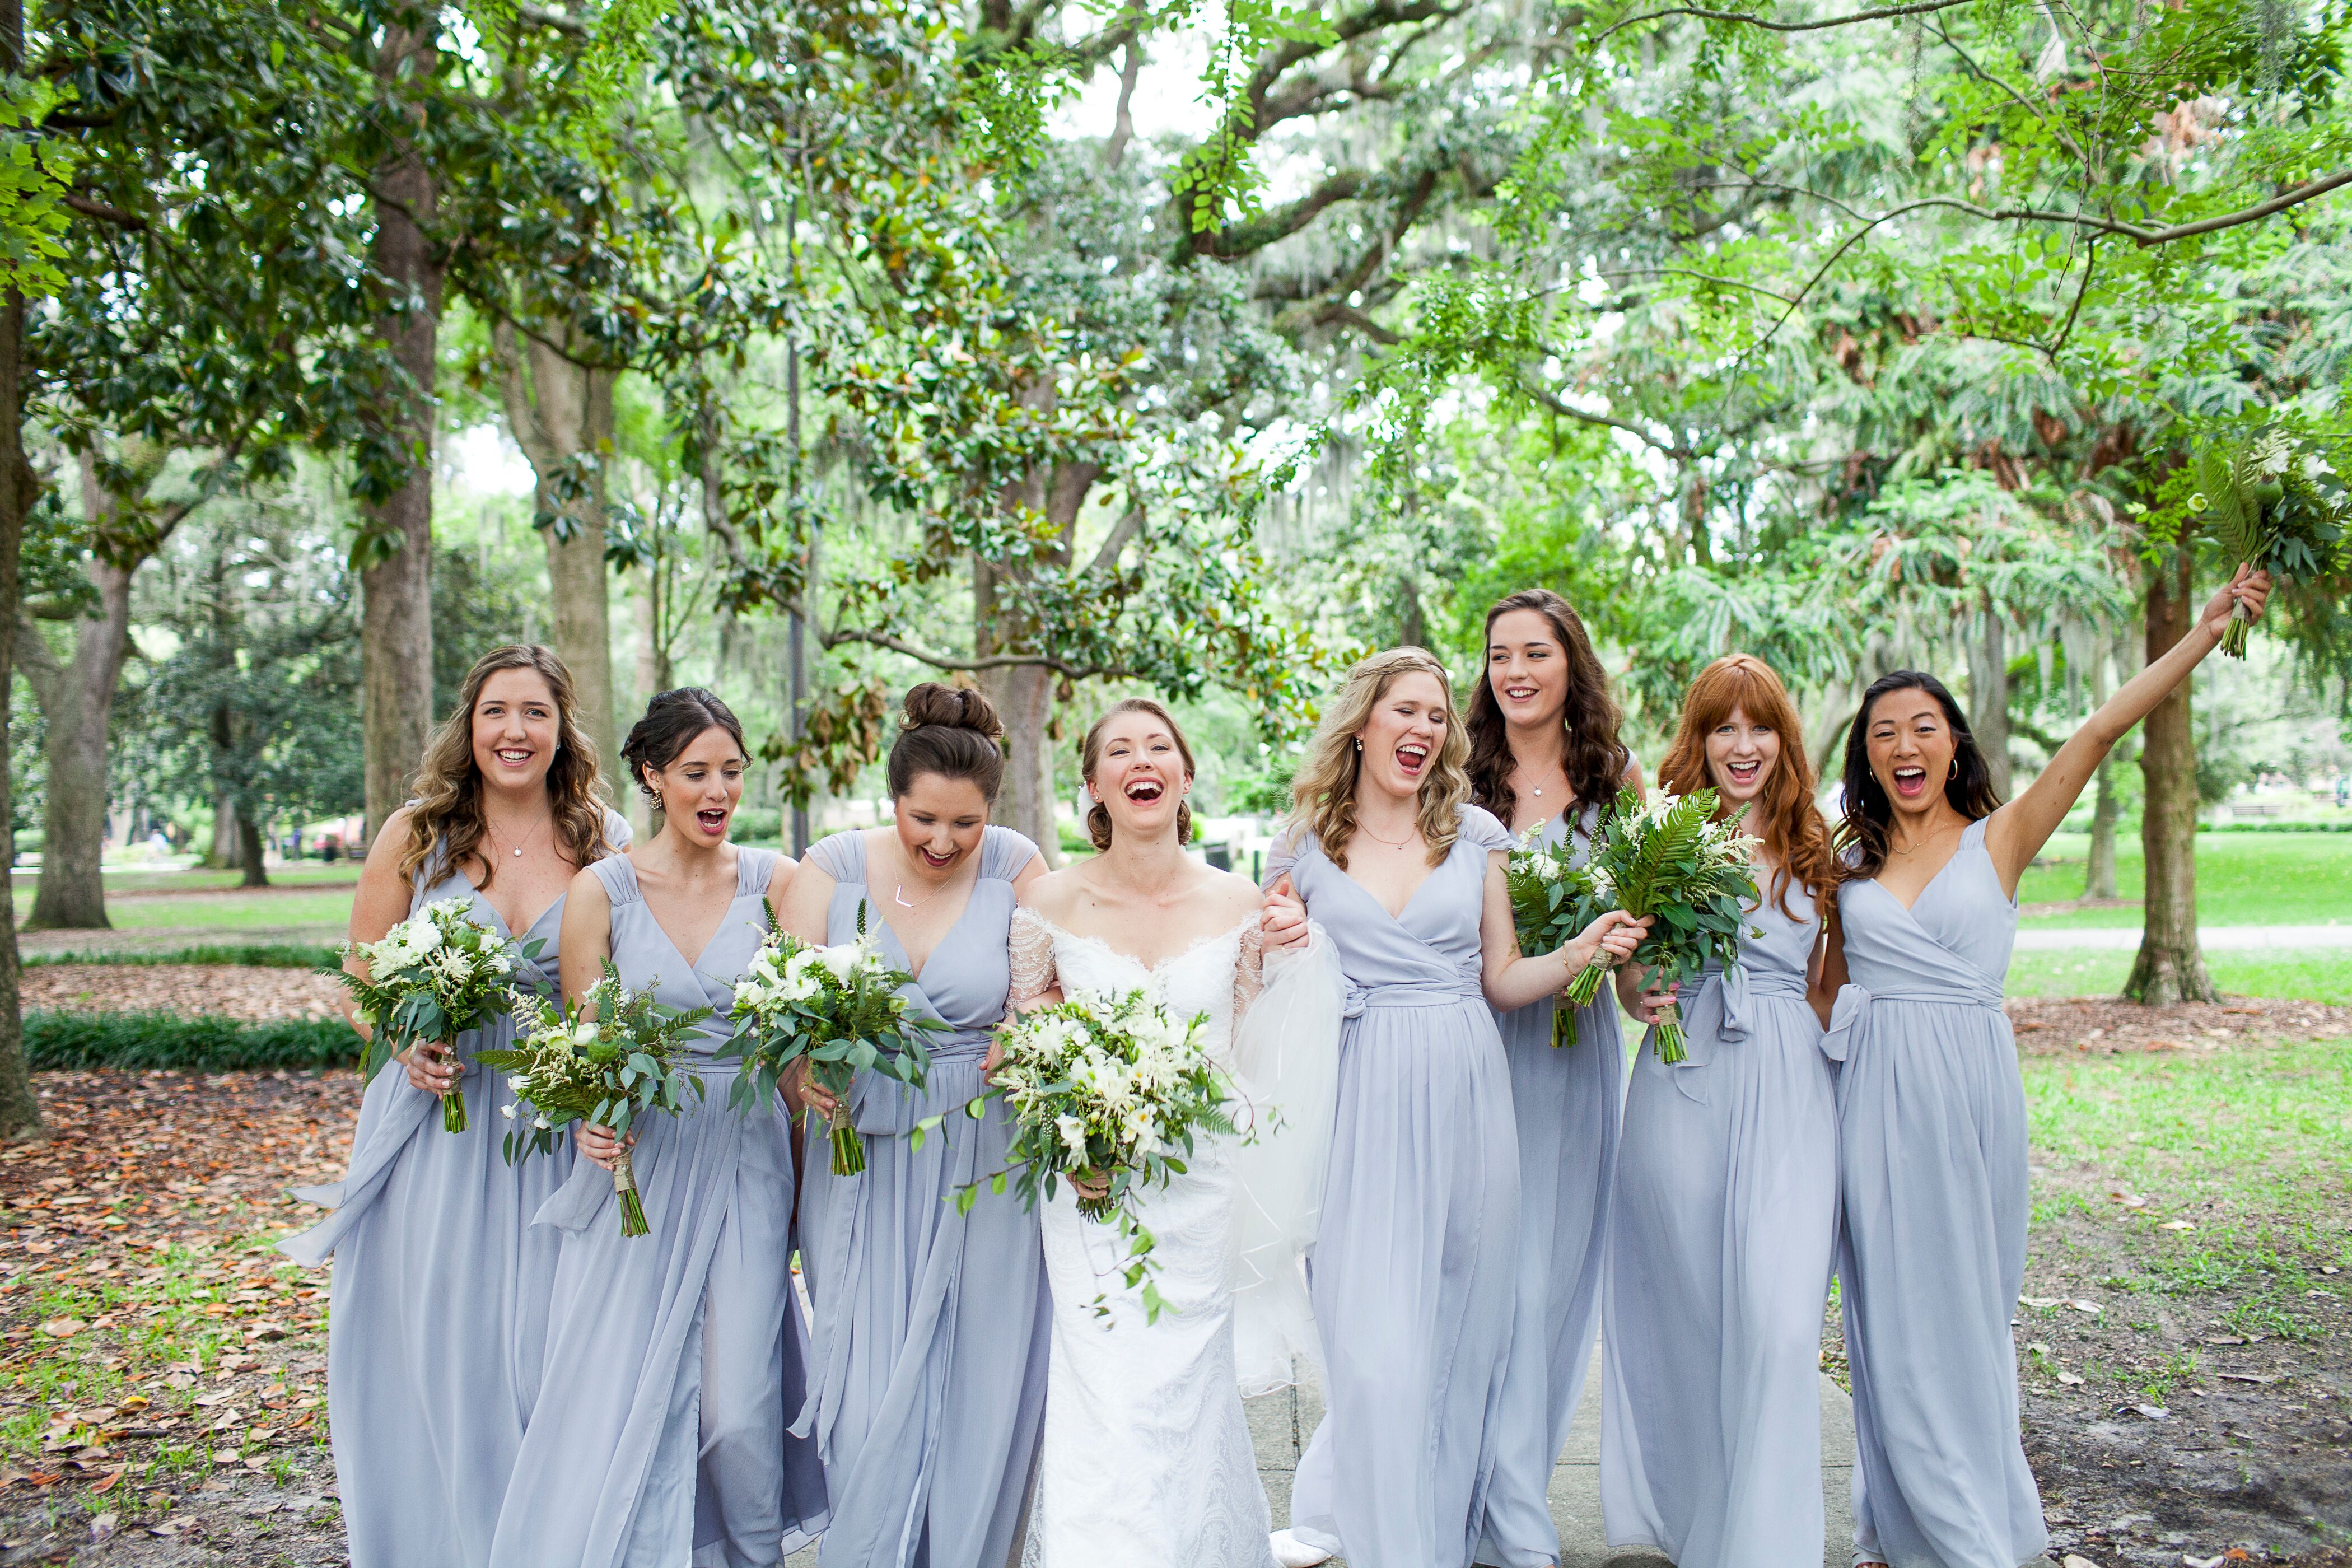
[792,826,1051,1568]
[1826,817,2048,1568]
[1276,804,1525,1568]
[489,846,829,1568]
[1600,875,1839,1568]
[278,808,627,1568]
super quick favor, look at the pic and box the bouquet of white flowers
[723,904,940,1177]
[334,898,539,1133]
[974,988,1236,1322]
[2192,428,2348,657]
[475,963,708,1238]
[1504,824,1609,1048]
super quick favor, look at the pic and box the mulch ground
[2007,995,2352,1057]
[18,969,348,1025]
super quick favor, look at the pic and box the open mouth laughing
[1394,741,1430,779]
[695,807,730,835]
[1891,766,1930,800]
[1123,777,1166,804]
[1723,758,1762,788]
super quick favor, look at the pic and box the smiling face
[1086,710,1191,841]
[893,773,991,880]
[1863,686,1958,818]
[1356,670,1449,802]
[471,668,562,797]
[1705,703,1781,807]
[647,726,748,848]
[1486,607,1570,732]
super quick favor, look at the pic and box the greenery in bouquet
[723,902,940,1177]
[2192,428,2350,657]
[1572,788,1761,1064]
[1506,823,1608,1048]
[334,898,541,1134]
[475,962,710,1238]
[969,988,1236,1323]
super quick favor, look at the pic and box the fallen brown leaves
[2006,995,2352,1057]
[19,966,348,1025]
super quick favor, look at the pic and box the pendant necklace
[489,815,550,860]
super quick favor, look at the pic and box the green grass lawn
[2018,831,2352,928]
[2010,947,2352,1003]
[10,864,359,897]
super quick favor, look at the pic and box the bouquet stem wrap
[828,1104,866,1177]
[1651,998,1688,1065]
[440,1060,468,1135]
[613,1147,648,1238]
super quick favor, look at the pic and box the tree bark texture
[493,321,618,771]
[359,19,442,848]
[2125,549,2214,1004]
[2084,756,2121,901]
[237,814,268,889]
[0,283,41,1138]
[1967,602,2013,800]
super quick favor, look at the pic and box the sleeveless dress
[280,810,627,1568]
[1826,818,2047,1568]
[793,827,1051,1568]
[1481,802,1623,1567]
[1011,908,1275,1568]
[489,847,830,1568]
[1274,804,1523,1568]
[1601,879,1838,1567]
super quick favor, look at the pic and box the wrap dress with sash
[1275,804,1524,1568]
[792,825,1050,1568]
[1481,802,1624,1567]
[1600,879,1838,1568]
[491,846,829,1568]
[280,811,627,1568]
[1826,817,2047,1568]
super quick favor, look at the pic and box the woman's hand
[1627,980,1679,1027]
[1071,1166,1110,1203]
[786,1060,838,1117]
[2199,563,2273,638]
[576,1122,633,1172]
[1261,875,1309,950]
[401,1041,459,1096]
[1562,910,1649,976]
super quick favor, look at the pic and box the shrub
[25,1010,361,1071]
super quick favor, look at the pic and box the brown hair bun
[888,682,1007,801]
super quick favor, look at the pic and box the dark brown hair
[400,645,616,888]
[621,688,747,800]
[1835,670,2005,881]
[887,682,1005,801]
[1655,655,1835,918]
[1080,697,1195,851]
[1466,589,1631,828]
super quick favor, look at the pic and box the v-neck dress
[792,827,1050,1568]
[1481,802,1623,1567]
[490,847,829,1568]
[1601,878,1838,1568]
[281,810,627,1568]
[1273,804,1524,1568]
[1827,818,2047,1568]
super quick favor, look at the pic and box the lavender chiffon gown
[1826,818,2047,1568]
[793,827,1051,1568]
[1601,881,1838,1568]
[1276,804,1523,1568]
[280,811,627,1568]
[489,846,829,1568]
[1480,804,1623,1566]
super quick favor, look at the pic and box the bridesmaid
[1828,566,2271,1568]
[1266,647,1645,1568]
[782,683,1050,1568]
[282,645,627,1568]
[491,687,828,1568]
[1462,589,1642,1567]
[1601,654,1841,1568]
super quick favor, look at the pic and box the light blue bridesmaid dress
[1480,802,1623,1567]
[1826,817,2048,1568]
[1600,878,1838,1568]
[1273,804,1523,1568]
[489,846,829,1568]
[792,826,1050,1568]
[281,810,626,1568]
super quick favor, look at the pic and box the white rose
[817,944,864,983]
[573,1021,600,1047]
[1055,1114,1089,1160]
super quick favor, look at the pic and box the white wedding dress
[1009,909,1300,1568]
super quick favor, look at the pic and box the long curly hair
[1655,655,1835,918]
[1288,647,1471,870]
[400,645,615,890]
[1466,589,1631,828]
[1835,669,2005,881]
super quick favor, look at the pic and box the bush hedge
[2201,820,2352,834]
[25,943,341,969]
[26,1010,361,1071]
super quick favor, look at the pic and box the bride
[1002,696,1336,1568]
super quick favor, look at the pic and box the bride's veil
[1226,921,1343,1397]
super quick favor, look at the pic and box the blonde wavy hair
[1289,647,1472,870]
[400,646,617,890]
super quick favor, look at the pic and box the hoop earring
[1948,759,1958,781]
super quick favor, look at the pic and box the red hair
[1655,655,1834,919]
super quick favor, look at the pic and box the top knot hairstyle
[1080,697,1197,851]
[621,687,748,800]
[1835,669,2005,881]
[887,682,1006,802]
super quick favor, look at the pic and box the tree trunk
[208,792,240,870]
[2084,756,2120,900]
[2124,549,2214,1004]
[0,277,40,1132]
[25,556,134,928]
[359,18,442,848]
[237,814,268,889]
[983,662,1058,862]
[1967,602,2013,800]
[493,321,619,771]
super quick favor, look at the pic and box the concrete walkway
[2015,922,2349,950]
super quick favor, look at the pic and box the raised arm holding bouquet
[337,898,538,1133]
[2194,427,2348,657]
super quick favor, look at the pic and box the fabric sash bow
[1819,979,2005,1063]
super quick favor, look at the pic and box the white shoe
[1270,1529,1334,1567]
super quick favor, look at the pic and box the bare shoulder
[1019,864,1088,920]
[362,807,419,876]
[566,860,613,907]
[1197,865,1265,922]
[762,849,799,904]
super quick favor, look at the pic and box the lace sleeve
[1008,907,1060,1010]
[1233,917,1265,1020]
